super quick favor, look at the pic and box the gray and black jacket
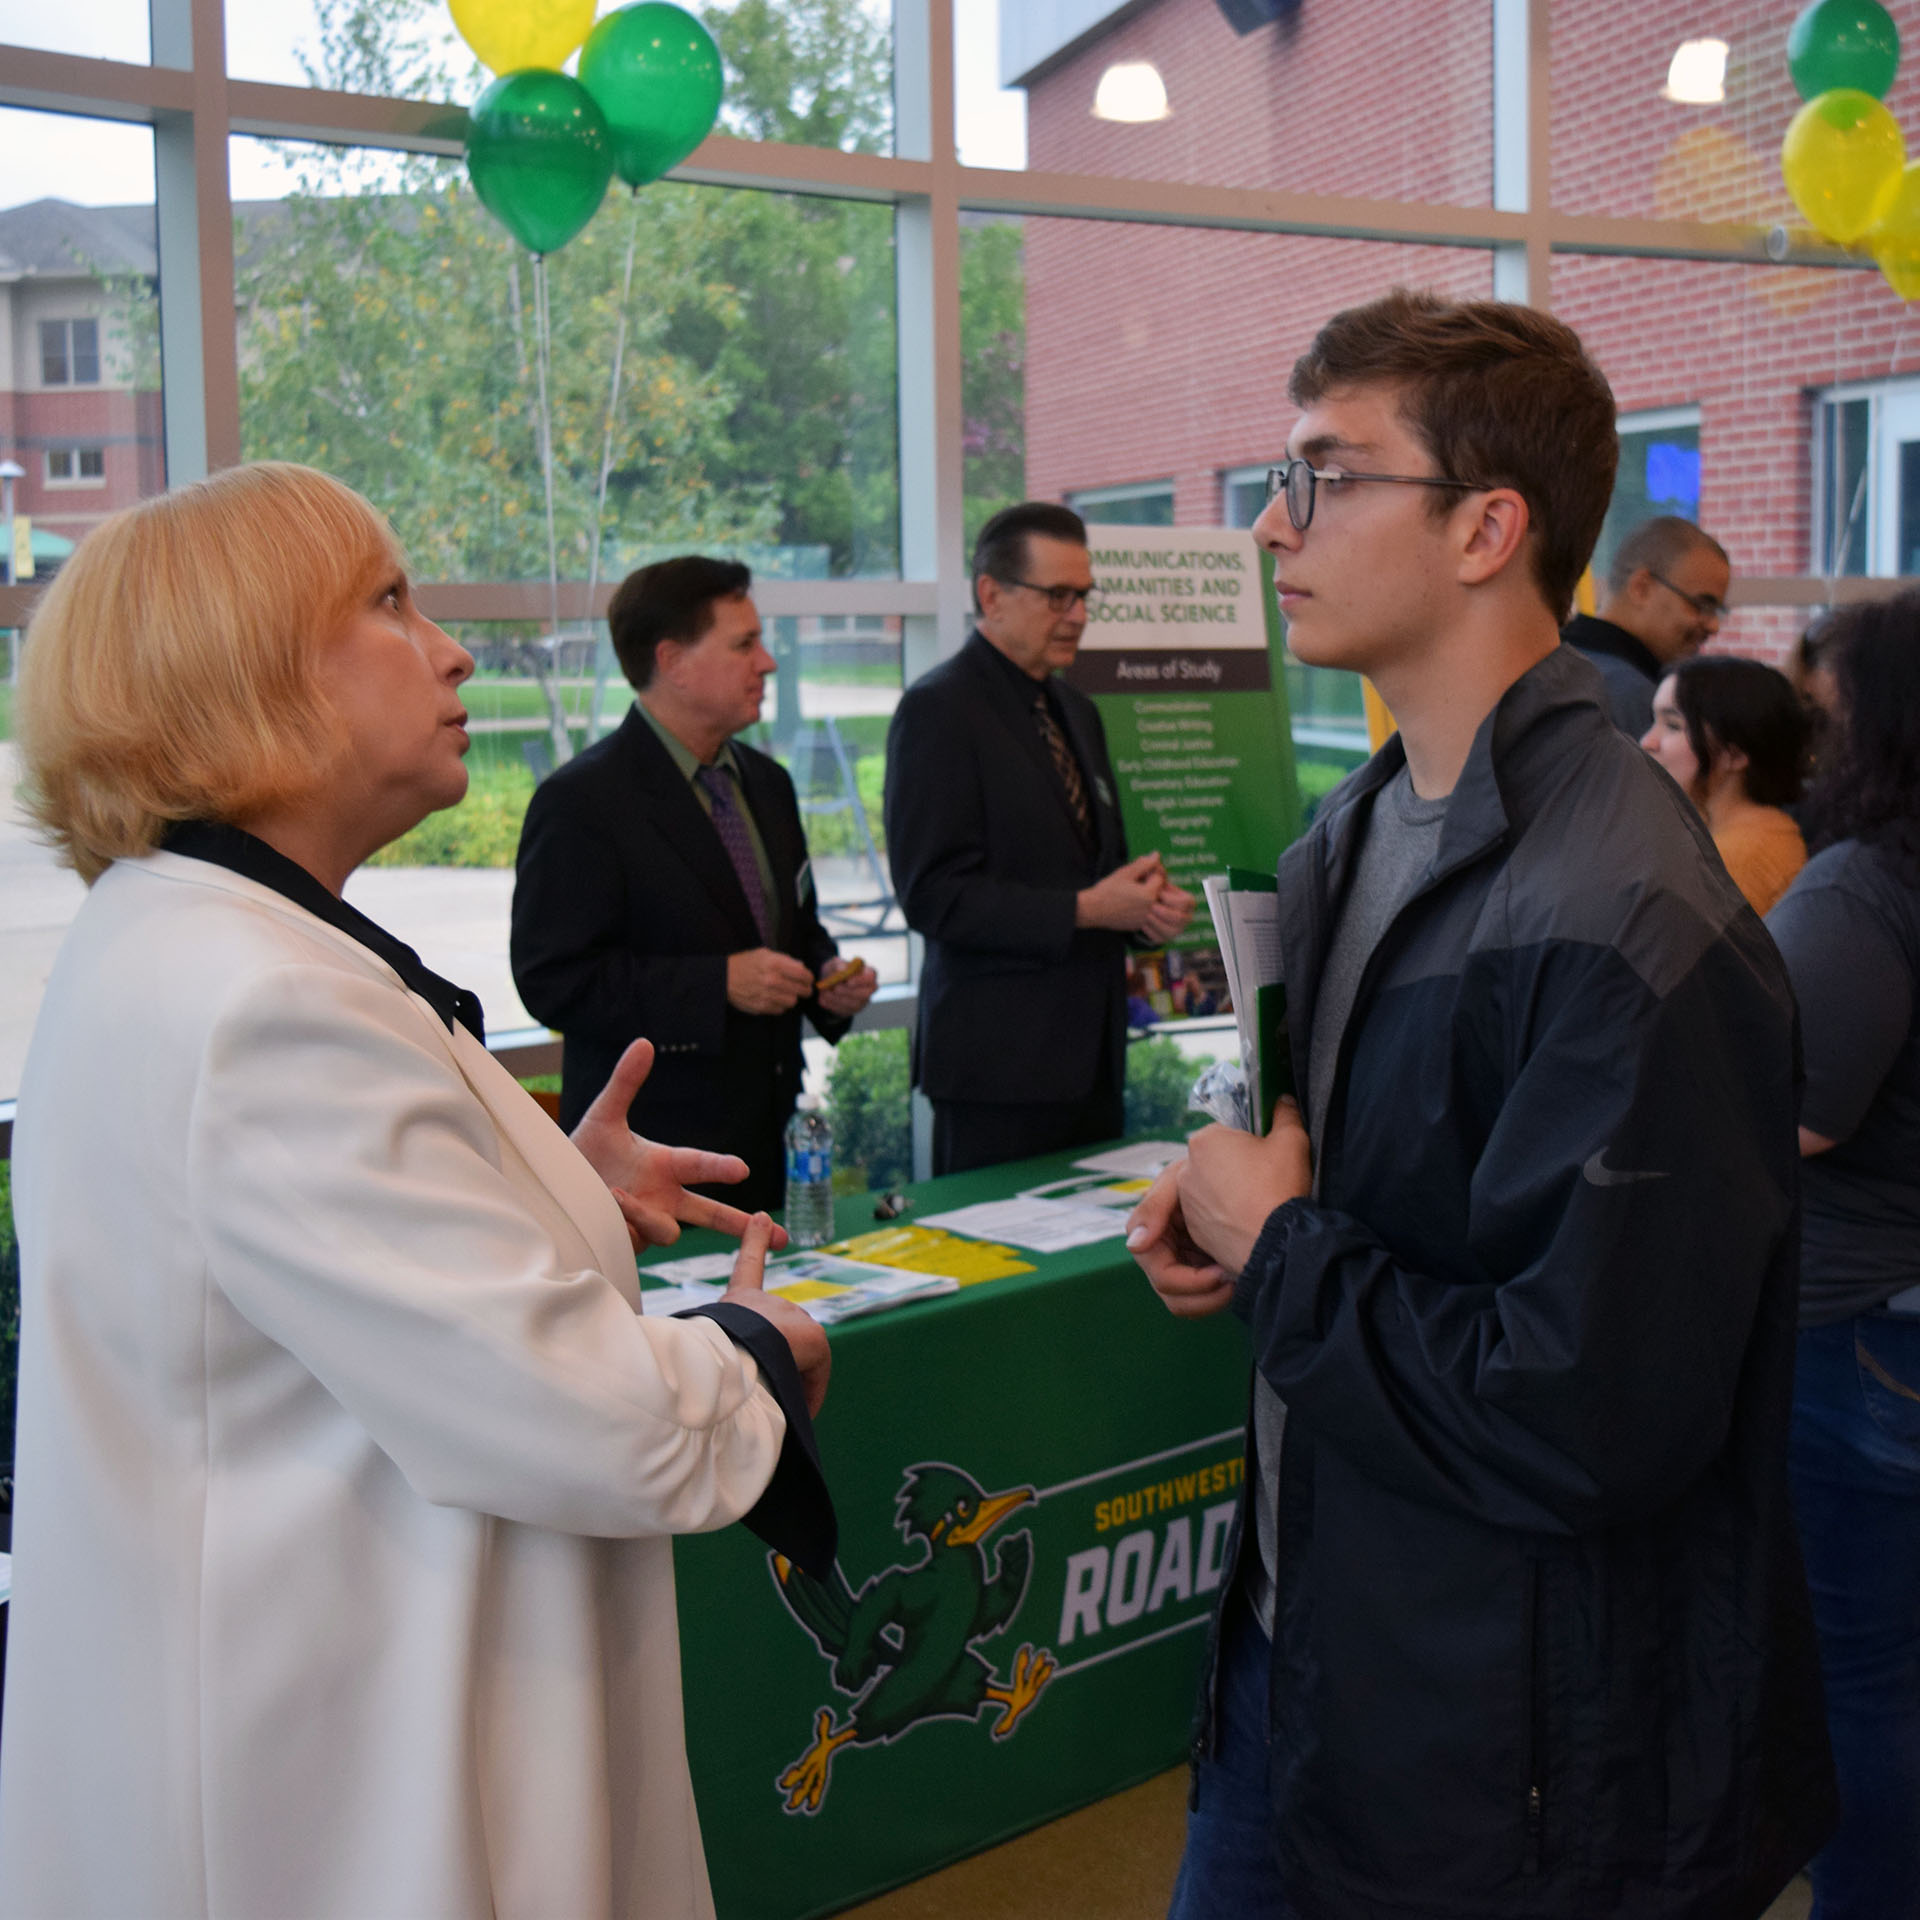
[1214,644,1835,1919]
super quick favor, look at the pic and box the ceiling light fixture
[1092,61,1171,124]
[1664,38,1730,104]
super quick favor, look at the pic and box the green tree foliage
[1124,1036,1205,1138]
[232,0,1021,813]
[960,219,1025,554]
[240,183,769,583]
[819,1032,1202,1203]
[824,1029,912,1192]
[704,0,892,152]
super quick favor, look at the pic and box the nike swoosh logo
[1582,1149,1669,1188]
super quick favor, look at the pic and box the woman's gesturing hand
[719,1213,831,1416]
[571,1038,793,1252]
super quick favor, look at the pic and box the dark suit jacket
[510,708,847,1208]
[884,632,1129,1106]
[1562,613,1660,739]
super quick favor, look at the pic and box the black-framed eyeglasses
[1264,459,1480,533]
[999,577,1104,614]
[1647,570,1726,621]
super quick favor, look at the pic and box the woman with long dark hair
[1641,653,1810,914]
[1765,589,1920,1920]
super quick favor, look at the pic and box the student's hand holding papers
[1127,1100,1313,1310]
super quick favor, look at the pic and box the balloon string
[586,188,641,626]
[583,190,643,741]
[532,250,562,660]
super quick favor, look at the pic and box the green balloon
[578,3,725,189]
[465,69,613,256]
[1788,0,1901,102]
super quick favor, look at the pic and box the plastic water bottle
[784,1102,835,1249]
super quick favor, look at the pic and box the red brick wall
[1021,0,1920,665]
[14,385,164,541]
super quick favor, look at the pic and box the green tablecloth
[652,1145,1251,1920]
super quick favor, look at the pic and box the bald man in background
[1563,515,1731,737]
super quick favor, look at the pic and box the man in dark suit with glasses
[885,501,1194,1174]
[1563,513,1731,737]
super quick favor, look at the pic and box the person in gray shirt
[1766,590,1920,1920]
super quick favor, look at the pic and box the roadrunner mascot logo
[769,1462,1057,1814]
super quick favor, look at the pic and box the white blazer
[0,850,787,1919]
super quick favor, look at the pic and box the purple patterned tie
[695,764,772,944]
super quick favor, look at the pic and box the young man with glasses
[885,500,1193,1173]
[1128,291,1832,1920]
[1564,513,1732,737]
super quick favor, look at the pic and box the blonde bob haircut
[18,462,405,883]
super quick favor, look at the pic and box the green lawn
[370,720,893,868]
[460,673,898,726]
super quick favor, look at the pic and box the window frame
[43,446,107,487]
[37,316,100,388]
[1067,479,1175,527]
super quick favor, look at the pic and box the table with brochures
[645,1140,1251,1920]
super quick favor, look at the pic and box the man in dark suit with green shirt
[512,556,876,1212]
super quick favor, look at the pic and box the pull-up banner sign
[1067,532,1270,693]
[1064,527,1304,1027]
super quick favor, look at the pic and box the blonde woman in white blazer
[0,463,835,1919]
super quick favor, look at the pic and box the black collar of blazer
[615,706,789,949]
[161,819,487,1042]
[961,630,1118,870]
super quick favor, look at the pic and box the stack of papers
[640,1141,1196,1303]
[641,1249,958,1324]
[1073,1142,1186,1179]
[1202,868,1294,1135]
[824,1223,1034,1284]
[917,1195,1129,1254]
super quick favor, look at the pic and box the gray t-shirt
[1766,839,1920,1324]
[1249,764,1449,1635]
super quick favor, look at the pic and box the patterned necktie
[695,763,772,944]
[1033,689,1094,850]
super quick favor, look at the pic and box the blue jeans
[1168,1594,1299,1920]
[1790,1312,1920,1920]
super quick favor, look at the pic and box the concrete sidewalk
[2,746,905,1099]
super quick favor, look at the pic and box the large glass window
[222,0,896,156]
[1592,407,1702,589]
[960,0,1493,203]
[1554,249,1909,654]
[1071,480,1174,525]
[348,607,907,1042]
[0,0,148,64]
[6,0,1919,1116]
[0,119,165,544]
[979,218,1491,798]
[231,138,900,586]
[1550,0,1920,224]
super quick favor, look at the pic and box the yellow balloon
[1872,164,1920,299]
[1782,88,1905,243]
[449,0,596,76]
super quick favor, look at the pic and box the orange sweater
[1714,806,1806,916]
